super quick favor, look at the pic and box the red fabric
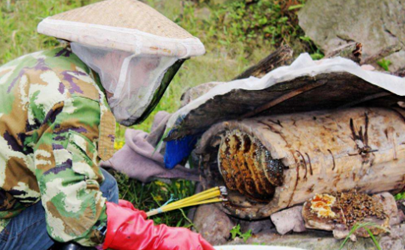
[117,200,147,219]
[103,200,215,250]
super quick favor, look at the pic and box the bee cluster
[305,191,389,237]
[335,191,387,228]
[218,129,284,201]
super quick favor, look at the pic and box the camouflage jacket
[0,47,116,246]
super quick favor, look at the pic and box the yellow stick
[159,187,220,209]
[161,190,220,210]
[146,198,223,217]
[162,197,223,211]
[146,186,227,217]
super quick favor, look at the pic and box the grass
[114,173,197,227]
[1,0,309,227]
[338,222,390,250]
[0,0,100,64]
[230,224,253,243]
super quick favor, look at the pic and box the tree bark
[196,107,405,219]
[233,45,293,80]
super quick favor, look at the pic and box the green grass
[230,224,253,243]
[1,0,309,227]
[0,0,100,65]
[395,192,405,200]
[338,222,390,250]
[114,172,197,227]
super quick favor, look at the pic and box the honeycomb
[218,130,284,201]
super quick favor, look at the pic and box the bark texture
[233,46,293,80]
[196,107,405,219]
[168,72,404,141]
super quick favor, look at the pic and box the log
[233,45,293,80]
[324,42,361,63]
[167,71,404,141]
[196,107,405,219]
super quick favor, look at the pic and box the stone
[226,223,405,250]
[372,192,404,226]
[385,51,405,72]
[298,0,405,71]
[193,204,235,245]
[397,199,405,217]
[239,218,274,235]
[270,206,306,235]
[379,224,405,250]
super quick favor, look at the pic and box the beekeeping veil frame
[37,0,205,126]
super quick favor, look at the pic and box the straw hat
[37,0,205,58]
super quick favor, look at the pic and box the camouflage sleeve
[32,87,108,245]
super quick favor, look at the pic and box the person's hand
[103,200,215,250]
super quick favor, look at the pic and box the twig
[234,46,293,80]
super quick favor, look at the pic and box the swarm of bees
[303,191,389,238]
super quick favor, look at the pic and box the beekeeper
[0,0,212,249]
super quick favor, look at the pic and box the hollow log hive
[197,107,405,219]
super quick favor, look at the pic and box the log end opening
[200,129,285,219]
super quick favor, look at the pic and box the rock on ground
[298,0,405,72]
[270,206,306,235]
[227,223,405,250]
[238,218,274,235]
[193,204,235,245]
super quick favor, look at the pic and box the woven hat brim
[38,19,205,58]
[37,0,205,58]
[47,0,193,39]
